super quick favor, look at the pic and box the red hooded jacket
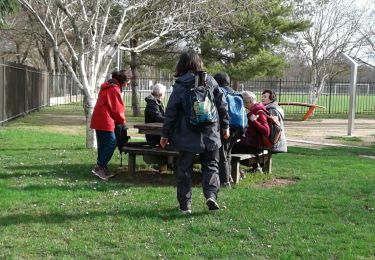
[90,79,126,131]
[241,102,270,148]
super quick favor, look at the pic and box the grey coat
[265,102,287,153]
[161,72,229,153]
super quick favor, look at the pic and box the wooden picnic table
[133,122,163,135]
[127,123,272,182]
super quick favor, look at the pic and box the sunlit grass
[0,106,374,258]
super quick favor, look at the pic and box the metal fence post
[63,73,66,105]
[278,78,282,101]
[328,78,332,114]
[1,58,5,124]
[24,67,27,115]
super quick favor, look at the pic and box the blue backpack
[220,87,248,130]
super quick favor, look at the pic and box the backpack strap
[256,109,270,117]
[267,106,281,119]
[219,86,228,97]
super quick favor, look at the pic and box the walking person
[261,89,287,153]
[90,69,131,181]
[213,72,244,187]
[160,50,229,213]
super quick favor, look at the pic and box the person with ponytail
[90,69,131,180]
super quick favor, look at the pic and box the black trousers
[218,129,243,184]
[176,149,220,210]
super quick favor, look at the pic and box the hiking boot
[206,197,220,210]
[91,165,108,181]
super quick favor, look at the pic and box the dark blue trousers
[96,130,117,168]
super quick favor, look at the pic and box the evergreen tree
[0,0,17,27]
[199,0,308,81]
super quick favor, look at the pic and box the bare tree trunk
[231,80,239,91]
[130,38,141,116]
[83,94,97,149]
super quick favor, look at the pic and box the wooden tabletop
[133,122,163,135]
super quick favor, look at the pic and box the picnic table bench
[278,102,325,121]
[123,144,178,175]
[231,151,272,184]
[124,123,272,183]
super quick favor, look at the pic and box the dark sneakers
[104,167,115,178]
[179,202,192,214]
[179,208,192,214]
[91,165,109,181]
[206,198,220,210]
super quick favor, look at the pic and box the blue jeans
[96,130,117,168]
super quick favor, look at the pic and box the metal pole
[340,53,358,136]
[117,48,120,70]
[2,58,5,125]
[24,67,27,115]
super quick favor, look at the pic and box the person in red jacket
[90,69,130,181]
[232,91,270,173]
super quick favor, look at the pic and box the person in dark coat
[213,72,243,187]
[144,83,166,146]
[160,50,230,213]
[261,89,287,153]
[90,69,130,181]
[232,91,270,172]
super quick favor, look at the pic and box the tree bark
[83,94,96,149]
[130,38,141,117]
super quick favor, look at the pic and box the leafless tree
[356,0,375,69]
[293,0,365,103]
[17,0,211,148]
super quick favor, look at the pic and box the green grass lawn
[124,92,375,117]
[1,106,375,258]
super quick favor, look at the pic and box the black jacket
[145,94,165,123]
[144,94,165,146]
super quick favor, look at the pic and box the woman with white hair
[144,83,166,146]
[232,91,270,172]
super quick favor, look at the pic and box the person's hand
[160,137,169,148]
[250,114,258,122]
[223,128,230,140]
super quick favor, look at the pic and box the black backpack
[114,124,130,166]
[185,72,218,131]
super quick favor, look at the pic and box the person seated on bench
[232,91,270,173]
[144,83,166,146]
[261,89,287,153]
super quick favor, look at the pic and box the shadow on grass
[0,206,210,227]
[0,147,87,152]
[3,163,203,189]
